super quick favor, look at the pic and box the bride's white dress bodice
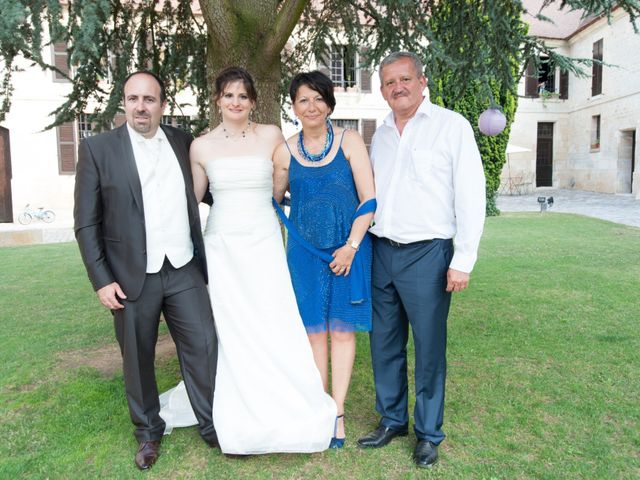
[204,156,277,235]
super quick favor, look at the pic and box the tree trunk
[199,0,309,128]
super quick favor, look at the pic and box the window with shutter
[525,57,558,98]
[57,122,76,174]
[77,114,96,140]
[592,39,603,96]
[328,45,357,89]
[318,45,372,93]
[590,115,601,150]
[52,42,70,82]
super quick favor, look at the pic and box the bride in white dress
[159,67,336,454]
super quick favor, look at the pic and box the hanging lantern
[478,108,506,136]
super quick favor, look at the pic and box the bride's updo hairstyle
[214,66,258,104]
[289,71,336,115]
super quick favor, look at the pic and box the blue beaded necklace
[297,120,334,162]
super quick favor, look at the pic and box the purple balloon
[478,108,506,136]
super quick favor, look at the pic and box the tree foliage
[2,0,639,129]
[428,1,521,215]
[432,79,518,216]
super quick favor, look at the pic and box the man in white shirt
[357,52,486,468]
[74,71,218,470]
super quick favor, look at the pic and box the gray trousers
[370,237,452,444]
[114,257,217,444]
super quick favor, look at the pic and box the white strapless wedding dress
[160,156,336,454]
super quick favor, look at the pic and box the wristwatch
[346,238,360,251]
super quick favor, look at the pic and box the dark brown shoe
[135,440,160,470]
[204,437,220,449]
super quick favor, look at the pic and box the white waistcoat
[128,124,193,273]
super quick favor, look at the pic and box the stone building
[503,1,639,199]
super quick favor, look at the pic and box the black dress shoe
[413,440,438,468]
[135,440,160,470]
[357,425,408,448]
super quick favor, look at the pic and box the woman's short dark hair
[213,67,258,104]
[122,70,167,103]
[289,71,336,113]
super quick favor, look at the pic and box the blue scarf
[272,197,377,304]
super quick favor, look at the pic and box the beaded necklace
[222,120,251,139]
[297,121,334,162]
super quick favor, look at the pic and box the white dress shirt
[369,97,486,273]
[127,124,193,273]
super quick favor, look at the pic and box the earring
[293,118,299,127]
[326,116,332,128]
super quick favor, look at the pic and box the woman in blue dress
[273,71,376,448]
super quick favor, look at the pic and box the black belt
[378,237,433,248]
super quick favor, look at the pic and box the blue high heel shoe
[329,414,345,449]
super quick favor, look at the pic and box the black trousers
[113,257,218,443]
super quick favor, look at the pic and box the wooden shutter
[591,39,603,96]
[559,70,569,99]
[0,127,13,222]
[359,48,372,93]
[52,42,70,82]
[361,119,377,153]
[524,60,538,98]
[57,122,76,174]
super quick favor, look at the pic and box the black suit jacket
[74,124,208,301]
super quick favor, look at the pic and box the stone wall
[503,9,640,198]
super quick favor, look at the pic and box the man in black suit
[74,71,217,470]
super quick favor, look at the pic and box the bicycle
[17,204,56,225]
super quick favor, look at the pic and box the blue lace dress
[287,145,372,334]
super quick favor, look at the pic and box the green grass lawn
[1,213,639,479]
